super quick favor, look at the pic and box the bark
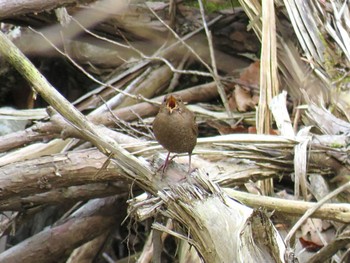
[0,148,125,203]
[0,0,80,19]
[0,82,218,153]
[0,196,126,263]
[0,0,349,262]
[0,183,127,211]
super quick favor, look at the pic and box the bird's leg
[157,152,171,174]
[157,152,192,176]
[188,153,192,174]
[162,151,171,174]
[157,152,180,176]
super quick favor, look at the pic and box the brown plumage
[153,94,198,174]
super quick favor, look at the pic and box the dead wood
[0,0,349,262]
[307,230,350,263]
[226,188,350,223]
[0,196,126,263]
[0,148,125,203]
[67,231,110,263]
[0,183,126,211]
[0,0,82,19]
[0,82,218,153]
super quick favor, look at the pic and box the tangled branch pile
[0,0,349,262]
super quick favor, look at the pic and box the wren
[153,94,198,174]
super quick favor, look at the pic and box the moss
[329,143,343,148]
[185,0,240,13]
[319,32,346,86]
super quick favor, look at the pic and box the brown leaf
[234,85,256,112]
[239,60,260,87]
[248,126,279,135]
[207,119,248,135]
[231,61,260,112]
[300,218,334,252]
[299,237,323,252]
[228,92,237,111]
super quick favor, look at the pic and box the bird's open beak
[166,95,177,114]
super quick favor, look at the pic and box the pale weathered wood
[0,196,126,263]
[0,0,79,19]
[0,148,124,202]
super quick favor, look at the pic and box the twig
[130,109,155,139]
[91,67,153,115]
[284,181,350,261]
[224,188,350,223]
[71,17,130,49]
[101,96,152,139]
[146,3,212,71]
[0,29,154,188]
[72,13,212,78]
[197,0,233,119]
[166,50,191,93]
[29,27,155,106]
[118,26,212,78]
[148,1,233,118]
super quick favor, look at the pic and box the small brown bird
[153,94,198,174]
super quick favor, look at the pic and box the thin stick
[72,13,214,78]
[30,27,156,106]
[197,0,233,119]
[0,29,153,187]
[284,181,350,258]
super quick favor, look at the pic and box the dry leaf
[207,119,248,135]
[239,60,260,87]
[230,61,260,112]
[300,218,334,252]
[234,85,256,112]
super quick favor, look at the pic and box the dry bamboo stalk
[225,188,350,223]
[0,29,155,187]
[149,173,286,263]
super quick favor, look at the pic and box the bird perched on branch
[153,94,198,174]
